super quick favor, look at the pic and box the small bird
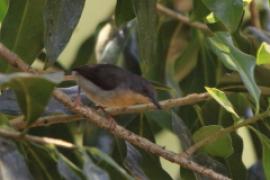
[72,64,161,109]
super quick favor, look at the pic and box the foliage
[0,0,270,179]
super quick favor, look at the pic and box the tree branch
[156,3,213,35]
[0,43,230,180]
[10,114,82,130]
[180,110,270,159]
[10,93,209,130]
[0,128,76,149]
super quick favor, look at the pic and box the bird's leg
[95,106,117,130]
[74,86,81,106]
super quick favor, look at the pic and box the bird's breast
[75,74,150,107]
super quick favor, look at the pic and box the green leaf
[0,137,33,180]
[0,0,8,22]
[225,133,247,180]
[205,87,239,118]
[0,113,9,127]
[82,151,110,180]
[249,127,270,180]
[201,0,243,32]
[131,0,158,79]
[193,125,234,158]
[115,0,135,26]
[208,32,261,111]
[193,0,210,20]
[0,72,63,123]
[0,0,45,72]
[174,34,199,82]
[70,34,96,69]
[88,148,134,180]
[44,0,85,63]
[145,110,172,129]
[57,152,84,180]
[256,42,270,65]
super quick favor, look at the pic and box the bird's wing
[73,64,128,90]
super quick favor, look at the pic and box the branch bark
[180,110,270,159]
[0,43,230,180]
[0,128,76,149]
[10,93,209,129]
[156,3,213,35]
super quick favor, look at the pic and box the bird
[72,64,161,109]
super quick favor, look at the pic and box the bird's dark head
[139,84,161,109]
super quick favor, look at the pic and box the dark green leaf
[57,153,84,180]
[193,125,234,158]
[125,116,172,180]
[115,0,135,26]
[145,110,172,129]
[125,142,172,180]
[19,143,62,180]
[132,0,158,79]
[82,152,110,180]
[226,133,247,179]
[250,127,270,180]
[208,32,261,111]
[44,0,85,63]
[70,35,96,69]
[0,137,33,180]
[0,0,45,72]
[202,0,243,32]
[88,148,133,180]
[174,34,199,81]
[0,0,8,22]
[0,72,63,122]
[193,0,210,20]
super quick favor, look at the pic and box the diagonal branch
[0,43,230,180]
[156,3,213,35]
[180,110,270,159]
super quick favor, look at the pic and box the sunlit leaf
[256,42,270,65]
[205,87,239,118]
[193,125,234,158]
[0,0,45,72]
[208,32,261,111]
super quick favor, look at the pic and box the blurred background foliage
[1,0,270,179]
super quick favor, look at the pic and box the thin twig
[180,110,270,158]
[249,0,261,29]
[0,128,76,149]
[10,93,208,130]
[156,3,213,35]
[0,43,230,180]
[10,114,82,130]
